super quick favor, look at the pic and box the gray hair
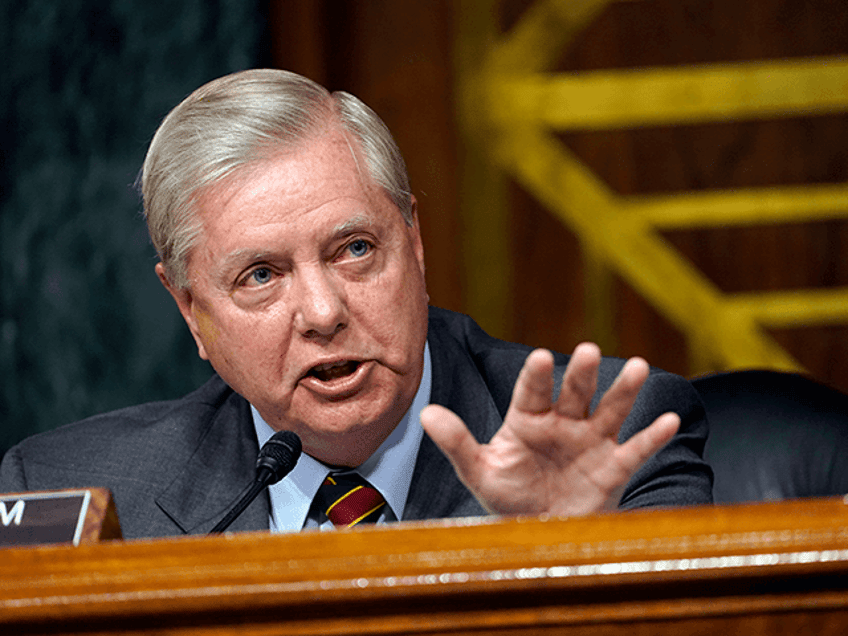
[141,69,412,289]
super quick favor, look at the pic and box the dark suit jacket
[0,307,712,539]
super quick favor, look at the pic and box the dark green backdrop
[1,1,269,456]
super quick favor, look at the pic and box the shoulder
[11,374,234,454]
[427,306,538,376]
[428,307,626,407]
[0,375,240,491]
[428,306,532,361]
[427,306,697,405]
[427,307,538,417]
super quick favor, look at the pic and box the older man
[0,70,711,538]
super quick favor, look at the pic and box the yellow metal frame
[456,0,848,375]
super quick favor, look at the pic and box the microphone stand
[209,431,302,534]
[209,479,270,534]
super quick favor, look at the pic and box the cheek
[374,282,428,357]
[197,305,283,364]
[195,308,219,343]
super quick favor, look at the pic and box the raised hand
[419,343,680,517]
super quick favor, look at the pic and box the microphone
[209,430,302,534]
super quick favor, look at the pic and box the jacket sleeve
[616,369,714,509]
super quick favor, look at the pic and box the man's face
[158,125,429,467]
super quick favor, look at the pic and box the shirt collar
[252,343,431,532]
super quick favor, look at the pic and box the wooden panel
[267,0,465,314]
[3,498,848,634]
[538,0,848,385]
[265,1,848,390]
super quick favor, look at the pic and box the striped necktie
[314,473,386,527]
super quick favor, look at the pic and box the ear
[155,262,210,360]
[407,196,425,276]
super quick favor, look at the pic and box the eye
[247,267,273,286]
[347,239,371,258]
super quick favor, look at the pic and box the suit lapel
[403,312,504,521]
[155,390,270,534]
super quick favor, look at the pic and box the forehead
[191,129,401,259]
[215,126,374,205]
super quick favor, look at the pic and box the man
[0,70,711,538]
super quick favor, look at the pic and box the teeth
[313,360,347,372]
[310,360,358,381]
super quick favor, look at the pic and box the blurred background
[2,0,848,456]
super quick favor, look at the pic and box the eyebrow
[332,214,373,235]
[213,248,274,283]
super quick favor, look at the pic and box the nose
[293,266,348,339]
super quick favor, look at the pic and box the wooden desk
[2,497,848,635]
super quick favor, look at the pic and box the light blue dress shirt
[251,344,432,532]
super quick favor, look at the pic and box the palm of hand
[420,345,680,518]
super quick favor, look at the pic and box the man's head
[142,69,414,289]
[143,70,429,466]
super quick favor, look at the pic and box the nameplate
[0,488,122,547]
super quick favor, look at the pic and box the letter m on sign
[0,500,25,526]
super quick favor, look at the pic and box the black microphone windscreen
[255,430,302,485]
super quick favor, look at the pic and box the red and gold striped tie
[315,473,386,527]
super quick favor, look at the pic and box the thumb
[419,404,481,483]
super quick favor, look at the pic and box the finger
[616,412,680,475]
[554,342,601,420]
[419,404,483,487]
[593,356,650,438]
[508,349,556,415]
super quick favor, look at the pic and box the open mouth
[307,360,361,382]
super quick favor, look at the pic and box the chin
[296,406,403,466]
[303,433,380,467]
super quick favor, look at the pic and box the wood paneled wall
[268,0,465,313]
[267,0,848,393]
